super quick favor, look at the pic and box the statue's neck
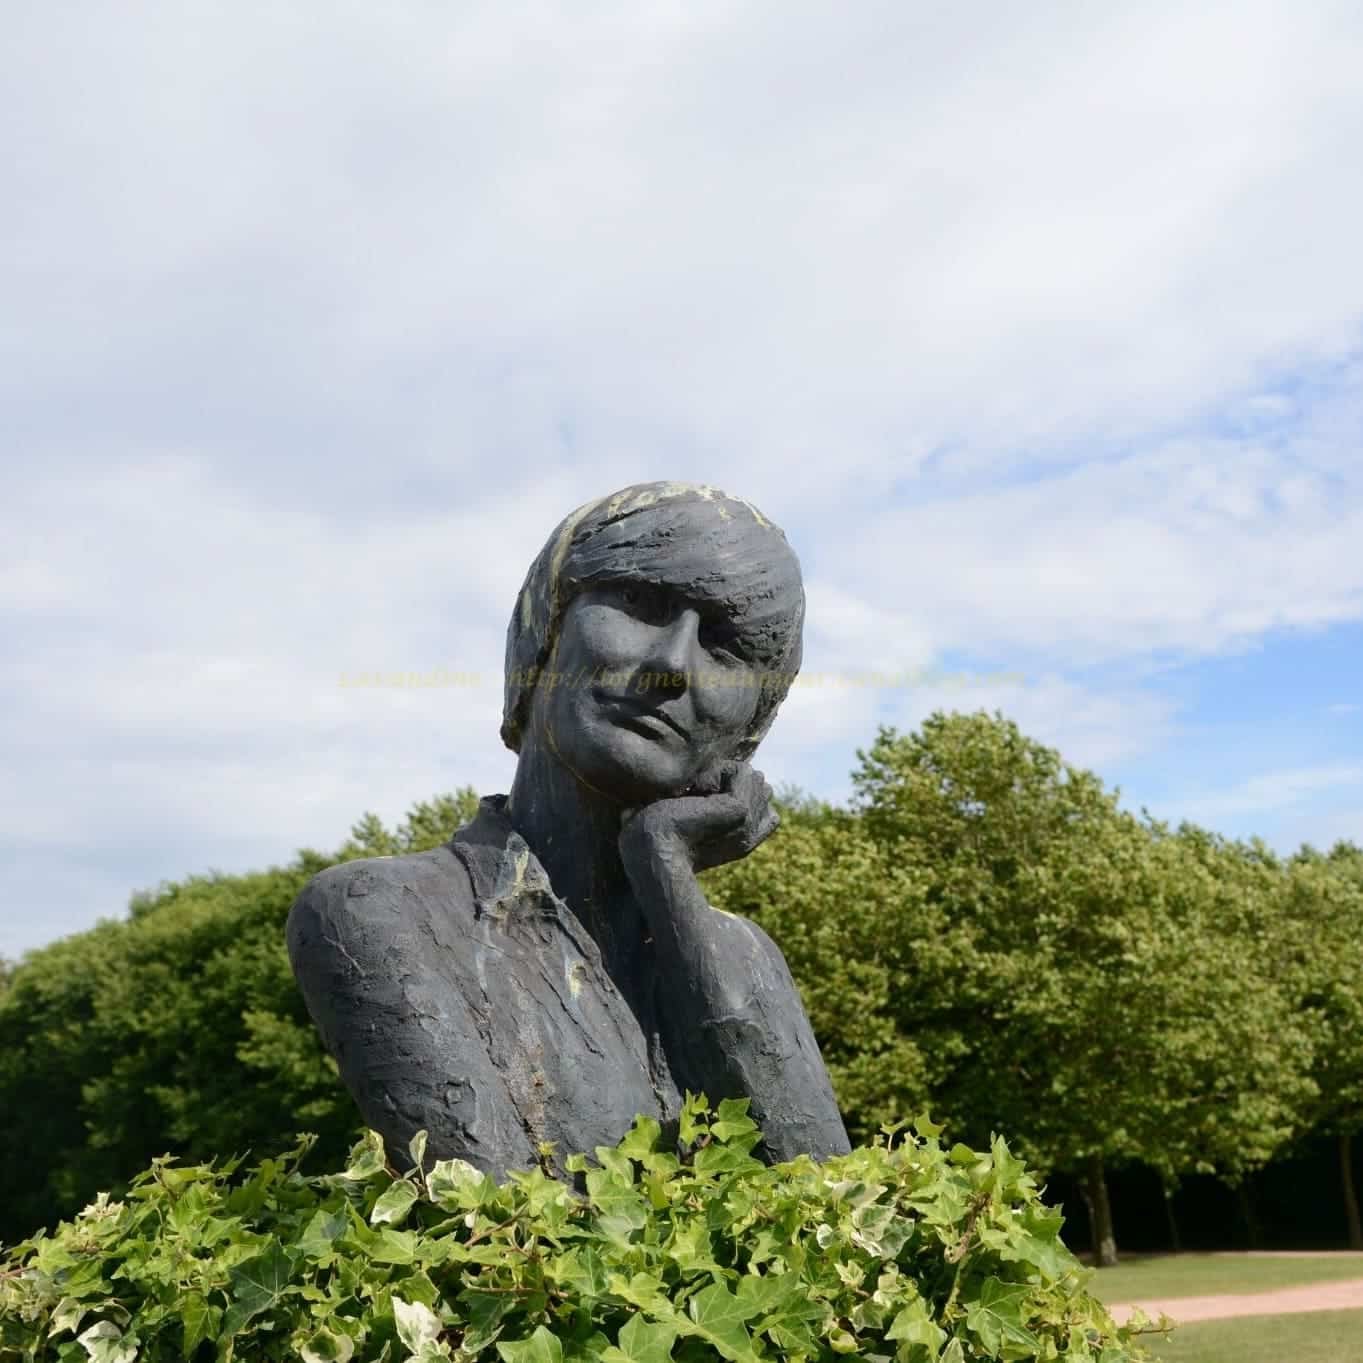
[506,740,643,976]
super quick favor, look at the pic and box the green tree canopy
[1279,840,1363,1247]
[1,720,1347,1270]
[743,712,1318,1264]
[0,791,477,1244]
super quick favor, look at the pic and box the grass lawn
[1085,1252,1363,1304]
[1144,1307,1363,1362]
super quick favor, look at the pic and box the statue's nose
[643,608,702,685]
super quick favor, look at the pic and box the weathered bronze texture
[287,482,850,1177]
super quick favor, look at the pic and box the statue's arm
[286,862,536,1179]
[619,790,850,1163]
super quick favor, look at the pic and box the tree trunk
[1341,1130,1363,1251]
[1236,1181,1262,1250]
[1161,1182,1183,1253]
[1082,1153,1119,1267]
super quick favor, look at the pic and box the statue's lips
[593,690,689,741]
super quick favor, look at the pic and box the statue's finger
[752,807,781,848]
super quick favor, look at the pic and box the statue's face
[530,577,769,805]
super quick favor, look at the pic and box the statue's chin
[582,753,701,811]
[534,703,741,810]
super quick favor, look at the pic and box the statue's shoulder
[286,844,476,960]
[297,845,466,907]
[287,798,512,961]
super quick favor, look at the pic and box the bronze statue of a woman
[287,482,849,1177]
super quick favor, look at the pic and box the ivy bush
[1,1099,1158,1363]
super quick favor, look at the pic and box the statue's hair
[501,482,804,760]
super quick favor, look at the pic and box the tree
[705,800,943,1140]
[841,713,1147,1263]
[840,712,1314,1265]
[0,789,478,1243]
[1115,824,1316,1248]
[1280,841,1363,1248]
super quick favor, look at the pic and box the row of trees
[707,715,1363,1263]
[2,713,1360,1265]
[0,792,478,1245]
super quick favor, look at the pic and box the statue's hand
[619,761,779,876]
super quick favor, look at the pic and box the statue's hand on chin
[618,761,779,876]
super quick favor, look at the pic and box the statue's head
[503,482,803,803]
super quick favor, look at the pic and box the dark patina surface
[288,482,849,1177]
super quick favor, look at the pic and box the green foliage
[713,713,1324,1262]
[846,718,1317,1189]
[7,709,1361,1265]
[337,794,483,862]
[1280,841,1363,1141]
[0,792,479,1245]
[1127,823,1316,1187]
[0,1101,1154,1363]
[706,808,942,1141]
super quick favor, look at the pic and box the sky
[3,1,1362,960]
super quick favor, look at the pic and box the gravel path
[1108,1276,1363,1325]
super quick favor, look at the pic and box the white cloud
[1177,763,1363,822]
[1270,804,1363,855]
[838,384,1363,668]
[5,3,1363,482]
[3,1,1363,954]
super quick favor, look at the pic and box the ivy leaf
[712,1098,759,1142]
[342,1131,388,1181]
[1011,1227,1069,1281]
[665,1218,717,1273]
[393,1298,442,1354]
[678,1092,710,1146]
[851,1202,912,1258]
[617,1115,664,1160]
[589,1185,648,1245]
[457,1290,514,1352]
[76,1321,139,1363]
[425,1157,489,1207]
[371,1179,419,1227]
[886,1300,946,1351]
[766,1320,821,1356]
[496,1325,565,1363]
[734,1273,802,1318]
[50,1296,87,1338]
[714,1096,754,1124]
[223,1242,293,1335]
[410,1346,452,1363]
[693,1142,760,1174]
[989,1136,1026,1196]
[607,1271,676,1319]
[300,1325,356,1363]
[550,1245,610,1298]
[181,1293,222,1355]
[965,1278,1038,1357]
[298,1207,348,1260]
[683,1282,758,1363]
[565,1331,612,1363]
[0,1104,1152,1363]
[601,1315,678,1363]
[369,1229,418,1264]
[408,1130,429,1171]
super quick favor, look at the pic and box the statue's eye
[612,582,668,620]
[698,615,745,660]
